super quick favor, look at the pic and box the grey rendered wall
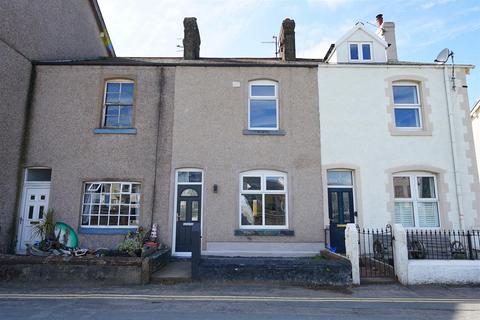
[0,42,32,252]
[171,66,323,249]
[0,0,108,60]
[23,65,174,249]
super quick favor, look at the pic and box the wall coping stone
[234,229,294,236]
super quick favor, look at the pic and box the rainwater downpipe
[443,65,465,229]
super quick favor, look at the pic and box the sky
[98,0,480,108]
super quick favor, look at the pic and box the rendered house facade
[2,4,479,258]
[320,20,480,252]
[0,0,114,253]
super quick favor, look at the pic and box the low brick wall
[198,255,352,286]
[0,248,171,285]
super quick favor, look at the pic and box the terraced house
[1,1,479,262]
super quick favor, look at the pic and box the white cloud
[298,40,334,58]
[98,0,269,57]
[307,0,349,9]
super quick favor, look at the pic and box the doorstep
[150,261,192,284]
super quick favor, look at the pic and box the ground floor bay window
[393,172,440,228]
[240,170,287,228]
[81,182,141,227]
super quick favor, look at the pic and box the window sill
[390,129,432,136]
[234,229,294,236]
[242,129,286,136]
[79,227,138,235]
[93,128,137,134]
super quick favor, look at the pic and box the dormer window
[349,42,372,62]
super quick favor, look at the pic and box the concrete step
[150,261,192,284]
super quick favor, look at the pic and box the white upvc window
[248,80,279,130]
[102,79,135,128]
[348,42,372,61]
[393,173,440,228]
[240,170,287,229]
[81,181,141,227]
[392,83,422,129]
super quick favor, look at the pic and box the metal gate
[358,224,395,279]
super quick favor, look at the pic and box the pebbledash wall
[22,65,175,248]
[171,65,324,256]
[0,0,112,253]
[318,64,480,230]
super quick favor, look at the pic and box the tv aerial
[435,48,456,90]
[261,36,279,58]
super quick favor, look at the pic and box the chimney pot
[279,18,296,61]
[183,17,201,60]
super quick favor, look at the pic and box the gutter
[10,63,37,253]
[35,60,320,68]
[88,0,116,57]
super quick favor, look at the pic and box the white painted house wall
[328,25,387,64]
[470,100,480,182]
[318,64,480,229]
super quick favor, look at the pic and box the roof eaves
[88,0,116,57]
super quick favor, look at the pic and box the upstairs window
[393,83,422,129]
[349,42,372,61]
[240,170,287,228]
[393,173,439,228]
[248,81,279,130]
[102,80,134,128]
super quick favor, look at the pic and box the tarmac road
[0,282,479,320]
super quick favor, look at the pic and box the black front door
[175,185,201,253]
[328,188,354,254]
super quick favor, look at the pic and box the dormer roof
[335,23,388,48]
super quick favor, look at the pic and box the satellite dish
[434,48,451,64]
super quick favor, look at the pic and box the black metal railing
[358,225,395,278]
[407,229,480,260]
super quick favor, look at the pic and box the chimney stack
[279,18,296,61]
[376,14,397,62]
[183,17,201,60]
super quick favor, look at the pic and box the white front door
[17,185,50,253]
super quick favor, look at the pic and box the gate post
[191,223,201,280]
[392,224,408,285]
[345,223,360,285]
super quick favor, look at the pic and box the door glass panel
[327,171,353,186]
[26,169,51,182]
[192,201,199,221]
[330,192,339,222]
[342,192,351,223]
[28,206,34,219]
[180,188,198,197]
[39,206,45,219]
[178,201,187,221]
[189,172,202,183]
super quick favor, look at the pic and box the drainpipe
[10,63,37,253]
[443,65,465,229]
[150,67,165,230]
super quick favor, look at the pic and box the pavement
[0,281,479,319]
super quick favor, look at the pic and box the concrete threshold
[150,261,191,284]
